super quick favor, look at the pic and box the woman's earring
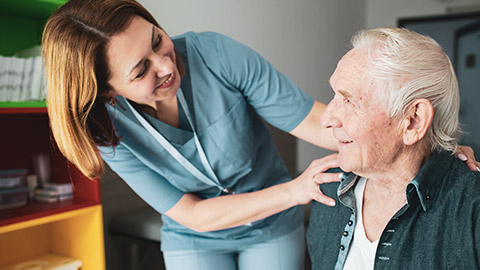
[109,97,116,106]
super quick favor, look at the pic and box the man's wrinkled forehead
[329,48,375,99]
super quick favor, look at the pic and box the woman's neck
[138,96,180,128]
[154,96,179,128]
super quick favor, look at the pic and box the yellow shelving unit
[0,1,106,269]
[0,206,105,269]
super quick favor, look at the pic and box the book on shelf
[0,45,46,103]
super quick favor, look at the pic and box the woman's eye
[153,34,162,50]
[135,61,150,79]
[344,98,351,103]
[135,68,146,79]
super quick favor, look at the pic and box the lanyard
[125,89,227,192]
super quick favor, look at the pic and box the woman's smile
[157,72,176,89]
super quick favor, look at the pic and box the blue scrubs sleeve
[207,33,314,132]
[99,144,184,213]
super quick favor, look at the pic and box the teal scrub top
[99,32,314,251]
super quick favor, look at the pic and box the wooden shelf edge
[0,202,101,233]
[0,101,46,107]
[0,103,47,114]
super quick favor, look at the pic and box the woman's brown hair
[42,0,162,179]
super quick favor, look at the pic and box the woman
[42,0,479,269]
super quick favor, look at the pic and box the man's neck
[357,146,430,194]
[358,146,431,242]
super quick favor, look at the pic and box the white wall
[138,0,366,171]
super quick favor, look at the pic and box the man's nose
[320,100,342,129]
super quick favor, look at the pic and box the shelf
[0,205,105,269]
[0,102,47,114]
[0,1,105,269]
[0,112,102,226]
[0,101,46,108]
[0,203,100,234]
[0,199,99,229]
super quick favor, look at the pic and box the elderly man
[306,27,480,269]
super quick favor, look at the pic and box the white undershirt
[343,177,379,270]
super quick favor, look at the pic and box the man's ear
[402,99,434,146]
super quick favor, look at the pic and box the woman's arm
[289,100,338,151]
[165,154,341,232]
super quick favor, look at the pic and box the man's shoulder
[429,156,480,220]
[444,158,480,200]
[421,151,480,201]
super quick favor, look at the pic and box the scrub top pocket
[205,98,256,182]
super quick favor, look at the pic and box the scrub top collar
[125,87,229,193]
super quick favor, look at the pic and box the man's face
[320,48,404,175]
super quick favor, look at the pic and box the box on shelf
[0,186,28,209]
[0,253,82,270]
[0,169,27,189]
[35,182,73,202]
[44,182,73,194]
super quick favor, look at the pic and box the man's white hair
[352,27,462,153]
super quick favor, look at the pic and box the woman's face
[106,16,181,107]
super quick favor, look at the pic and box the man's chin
[338,158,355,174]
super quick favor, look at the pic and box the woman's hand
[455,145,480,172]
[288,153,341,207]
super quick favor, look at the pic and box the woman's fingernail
[476,167,480,173]
[458,153,467,161]
[329,200,336,206]
[338,173,343,179]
